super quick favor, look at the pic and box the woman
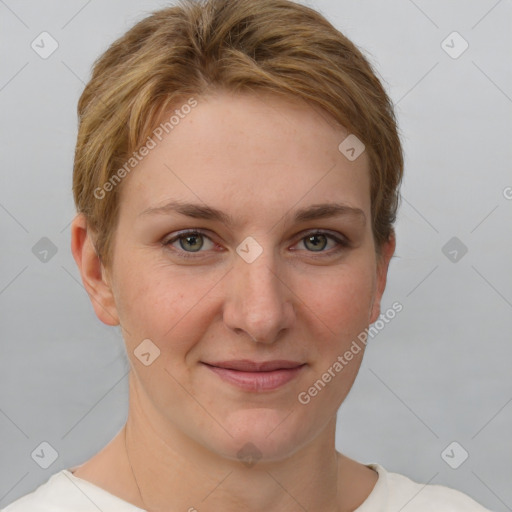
[3,0,493,510]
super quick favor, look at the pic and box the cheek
[296,265,376,412]
[113,257,219,349]
[300,262,376,341]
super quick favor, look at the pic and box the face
[90,90,393,462]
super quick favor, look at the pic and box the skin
[71,89,395,512]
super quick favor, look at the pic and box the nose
[222,245,295,345]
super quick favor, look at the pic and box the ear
[70,213,120,326]
[369,232,396,324]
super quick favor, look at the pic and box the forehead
[118,90,371,225]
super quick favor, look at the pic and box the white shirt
[1,463,492,511]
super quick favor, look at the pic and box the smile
[201,360,307,392]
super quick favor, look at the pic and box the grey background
[0,0,511,510]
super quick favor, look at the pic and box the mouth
[201,360,307,392]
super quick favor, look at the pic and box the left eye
[296,232,344,252]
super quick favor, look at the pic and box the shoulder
[369,463,493,511]
[1,469,142,512]
[1,471,66,512]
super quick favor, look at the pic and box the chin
[205,407,315,465]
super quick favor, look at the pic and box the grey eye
[303,234,328,252]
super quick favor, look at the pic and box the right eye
[162,229,218,259]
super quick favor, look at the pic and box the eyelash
[162,229,350,260]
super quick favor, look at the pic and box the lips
[202,360,306,392]
[204,360,304,372]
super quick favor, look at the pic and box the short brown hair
[73,0,403,270]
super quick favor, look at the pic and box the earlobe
[369,233,396,325]
[70,213,120,326]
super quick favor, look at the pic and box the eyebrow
[138,200,366,226]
